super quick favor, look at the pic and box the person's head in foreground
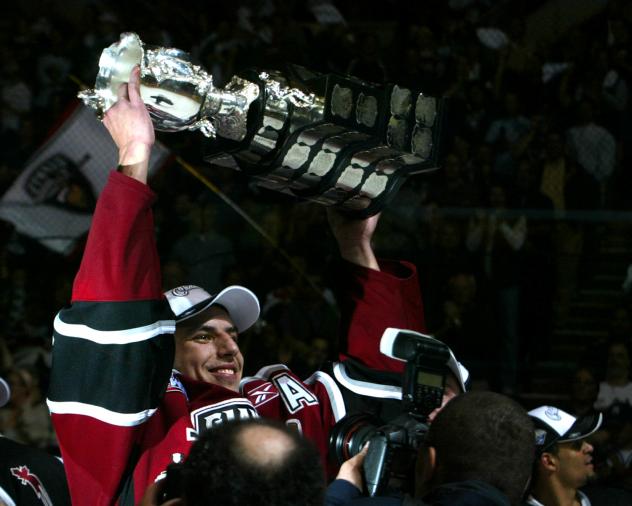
[181,418,325,506]
[528,405,602,503]
[165,284,260,392]
[416,391,535,505]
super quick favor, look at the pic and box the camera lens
[328,413,382,463]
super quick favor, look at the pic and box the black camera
[329,329,451,497]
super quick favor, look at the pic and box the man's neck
[531,479,581,506]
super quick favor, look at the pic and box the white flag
[0,102,170,255]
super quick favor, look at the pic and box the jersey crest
[186,398,258,440]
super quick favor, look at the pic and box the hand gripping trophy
[80,32,446,216]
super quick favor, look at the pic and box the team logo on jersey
[10,466,53,506]
[247,382,279,407]
[272,372,318,414]
[186,398,259,440]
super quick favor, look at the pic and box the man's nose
[583,441,594,453]
[216,333,239,356]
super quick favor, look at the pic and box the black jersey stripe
[48,330,174,415]
[59,300,173,331]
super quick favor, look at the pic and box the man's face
[607,343,630,372]
[554,440,595,489]
[174,306,243,391]
[427,373,461,423]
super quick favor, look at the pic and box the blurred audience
[0,4,630,495]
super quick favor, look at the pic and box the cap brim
[448,353,469,392]
[0,377,11,408]
[178,285,260,333]
[560,412,603,443]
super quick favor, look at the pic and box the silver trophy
[80,32,446,216]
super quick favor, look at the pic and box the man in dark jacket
[0,376,71,506]
[326,391,535,506]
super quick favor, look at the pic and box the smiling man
[46,67,339,505]
[527,406,603,506]
[166,286,258,391]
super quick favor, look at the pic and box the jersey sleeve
[47,171,175,506]
[334,259,426,373]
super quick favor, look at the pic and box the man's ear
[540,452,558,473]
[414,446,437,498]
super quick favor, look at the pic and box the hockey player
[46,65,430,506]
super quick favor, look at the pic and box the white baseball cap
[165,285,260,333]
[528,405,603,454]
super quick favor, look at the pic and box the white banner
[0,103,170,255]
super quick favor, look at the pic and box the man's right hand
[102,65,154,183]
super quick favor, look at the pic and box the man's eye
[196,334,213,341]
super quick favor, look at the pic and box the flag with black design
[0,103,170,255]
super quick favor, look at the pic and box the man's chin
[584,470,597,484]
[206,373,241,392]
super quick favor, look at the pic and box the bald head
[182,418,325,506]
[235,424,297,469]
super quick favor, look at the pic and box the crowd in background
[1,0,632,496]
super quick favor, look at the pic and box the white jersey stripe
[304,370,346,422]
[332,362,402,400]
[54,314,175,345]
[47,399,156,427]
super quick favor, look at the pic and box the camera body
[329,329,451,497]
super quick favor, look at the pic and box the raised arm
[47,66,175,505]
[327,208,426,373]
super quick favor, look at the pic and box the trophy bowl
[79,32,216,135]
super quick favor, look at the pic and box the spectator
[539,131,592,323]
[0,375,70,506]
[466,184,527,393]
[484,91,532,184]
[142,418,325,506]
[527,405,632,505]
[567,366,601,419]
[431,272,495,389]
[594,341,632,411]
[565,99,616,208]
[0,366,56,451]
[597,402,632,491]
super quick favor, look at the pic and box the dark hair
[181,418,325,506]
[426,391,535,505]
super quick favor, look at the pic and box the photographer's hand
[335,443,370,492]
